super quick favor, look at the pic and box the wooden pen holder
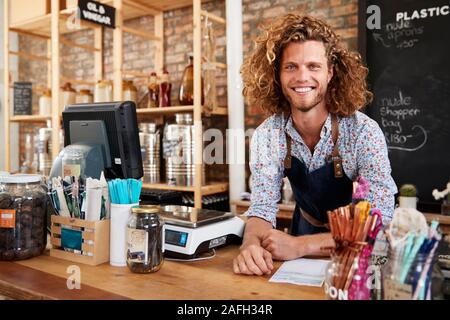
[50,215,110,266]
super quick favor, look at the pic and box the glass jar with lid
[123,80,137,104]
[94,80,113,103]
[39,89,52,116]
[60,82,76,114]
[0,174,47,261]
[126,205,164,273]
[76,89,93,104]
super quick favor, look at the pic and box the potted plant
[398,184,418,209]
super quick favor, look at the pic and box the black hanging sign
[78,0,115,29]
[13,82,32,115]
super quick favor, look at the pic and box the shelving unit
[3,0,229,209]
[3,0,105,170]
[113,0,229,208]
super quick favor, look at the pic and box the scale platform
[159,205,245,259]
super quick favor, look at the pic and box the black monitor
[62,101,143,180]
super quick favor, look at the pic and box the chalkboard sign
[13,82,32,115]
[78,0,115,29]
[359,0,450,207]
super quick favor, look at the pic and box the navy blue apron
[283,114,353,236]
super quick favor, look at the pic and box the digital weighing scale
[159,205,245,259]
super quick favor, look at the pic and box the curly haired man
[233,14,397,276]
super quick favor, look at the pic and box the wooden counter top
[0,246,326,300]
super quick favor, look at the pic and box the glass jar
[382,248,444,300]
[126,205,164,273]
[39,89,52,116]
[76,89,93,104]
[94,80,113,103]
[60,82,76,114]
[123,80,137,104]
[324,251,374,300]
[148,72,159,108]
[0,174,47,261]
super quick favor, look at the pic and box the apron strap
[284,113,343,177]
[299,207,330,230]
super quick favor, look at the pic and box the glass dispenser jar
[123,80,137,104]
[60,82,76,114]
[126,205,164,273]
[94,80,113,103]
[0,174,47,261]
[76,89,93,104]
[39,89,52,116]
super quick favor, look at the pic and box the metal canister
[126,205,164,273]
[163,113,205,186]
[139,123,160,183]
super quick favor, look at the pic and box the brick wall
[17,0,358,183]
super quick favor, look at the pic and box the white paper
[269,258,329,287]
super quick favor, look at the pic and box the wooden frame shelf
[142,182,229,196]
[136,106,228,116]
[9,115,51,123]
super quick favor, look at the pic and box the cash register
[159,205,245,259]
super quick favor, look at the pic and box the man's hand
[233,243,274,276]
[261,229,303,260]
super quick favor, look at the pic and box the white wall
[0,0,19,172]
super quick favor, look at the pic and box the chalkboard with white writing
[359,0,450,208]
[13,82,32,115]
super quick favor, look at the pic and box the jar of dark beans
[0,174,47,261]
[126,205,164,273]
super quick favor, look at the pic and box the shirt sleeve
[355,120,398,225]
[245,124,284,228]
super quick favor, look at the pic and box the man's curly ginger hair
[241,14,373,116]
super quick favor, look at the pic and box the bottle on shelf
[159,70,171,107]
[179,54,194,105]
[123,80,137,104]
[148,72,159,108]
[39,88,52,116]
[60,82,76,114]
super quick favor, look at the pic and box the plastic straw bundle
[108,178,142,204]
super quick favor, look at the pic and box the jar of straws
[324,177,384,300]
[382,208,443,300]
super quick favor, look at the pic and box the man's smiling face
[279,40,333,113]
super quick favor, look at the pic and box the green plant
[399,184,418,197]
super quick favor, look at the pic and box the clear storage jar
[0,174,47,261]
[381,248,444,300]
[126,205,164,273]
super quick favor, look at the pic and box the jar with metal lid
[76,89,93,104]
[60,82,76,114]
[94,80,113,103]
[126,205,164,273]
[0,174,47,261]
[123,80,137,103]
[39,89,52,116]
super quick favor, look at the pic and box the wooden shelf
[10,115,51,123]
[137,106,194,115]
[137,105,228,116]
[142,182,228,195]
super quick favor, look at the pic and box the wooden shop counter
[0,245,326,300]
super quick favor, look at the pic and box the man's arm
[261,230,335,260]
[233,217,274,275]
